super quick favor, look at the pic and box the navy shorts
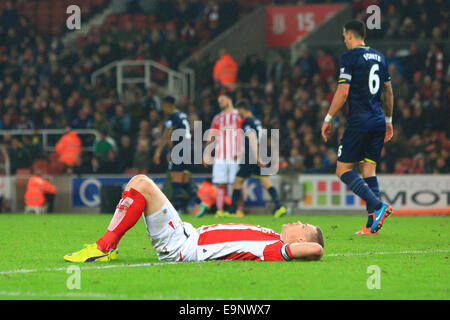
[337,129,385,164]
[236,163,265,179]
[168,160,191,173]
[168,145,193,173]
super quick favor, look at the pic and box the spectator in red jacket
[317,49,336,81]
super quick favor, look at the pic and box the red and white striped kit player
[197,223,292,261]
[64,175,324,263]
[210,109,243,164]
[206,93,244,212]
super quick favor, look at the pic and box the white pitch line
[0,290,245,300]
[325,249,450,257]
[0,249,448,276]
[0,261,182,275]
[0,290,128,299]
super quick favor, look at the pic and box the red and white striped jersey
[210,110,243,162]
[197,223,292,261]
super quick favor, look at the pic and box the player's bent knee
[132,174,150,182]
[126,175,154,195]
[131,179,153,196]
[126,174,148,188]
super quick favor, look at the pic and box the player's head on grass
[236,98,252,119]
[218,92,233,111]
[343,20,366,50]
[281,222,324,248]
[162,95,176,115]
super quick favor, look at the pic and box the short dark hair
[219,91,233,100]
[163,95,176,105]
[313,227,325,248]
[236,98,251,111]
[344,20,366,39]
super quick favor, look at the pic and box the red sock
[96,188,146,252]
[217,185,227,211]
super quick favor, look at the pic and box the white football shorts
[143,201,198,262]
[212,161,239,184]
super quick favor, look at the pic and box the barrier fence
[2,174,449,215]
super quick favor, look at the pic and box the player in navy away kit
[153,96,208,216]
[225,99,286,218]
[321,20,394,235]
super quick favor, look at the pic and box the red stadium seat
[22,2,37,18]
[37,1,51,12]
[23,1,37,12]
[124,168,139,175]
[37,24,52,34]
[14,1,24,11]
[50,24,63,35]
[16,168,32,176]
[32,159,49,174]
[76,34,87,46]
[77,0,93,10]
[93,0,105,8]
[51,6,66,18]
[119,14,132,29]
[47,162,65,175]
[133,14,147,31]
[49,152,59,163]
[104,14,118,27]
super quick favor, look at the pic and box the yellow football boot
[273,206,287,218]
[235,209,245,217]
[64,243,118,263]
[215,210,231,217]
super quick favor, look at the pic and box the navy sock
[229,189,241,213]
[340,171,382,213]
[267,186,282,210]
[182,182,202,205]
[171,182,183,210]
[364,176,380,227]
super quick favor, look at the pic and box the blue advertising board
[72,176,265,208]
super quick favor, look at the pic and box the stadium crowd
[0,0,449,175]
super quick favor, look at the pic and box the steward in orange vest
[213,49,238,89]
[195,179,231,214]
[55,127,82,167]
[24,173,57,212]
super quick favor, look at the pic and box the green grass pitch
[0,213,448,300]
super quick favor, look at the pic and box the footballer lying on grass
[64,175,324,263]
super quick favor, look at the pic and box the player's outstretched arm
[247,130,265,167]
[288,242,323,261]
[381,81,394,143]
[153,128,172,164]
[203,135,216,167]
[321,83,350,142]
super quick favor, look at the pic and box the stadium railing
[0,129,99,153]
[90,59,192,101]
[0,145,11,212]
